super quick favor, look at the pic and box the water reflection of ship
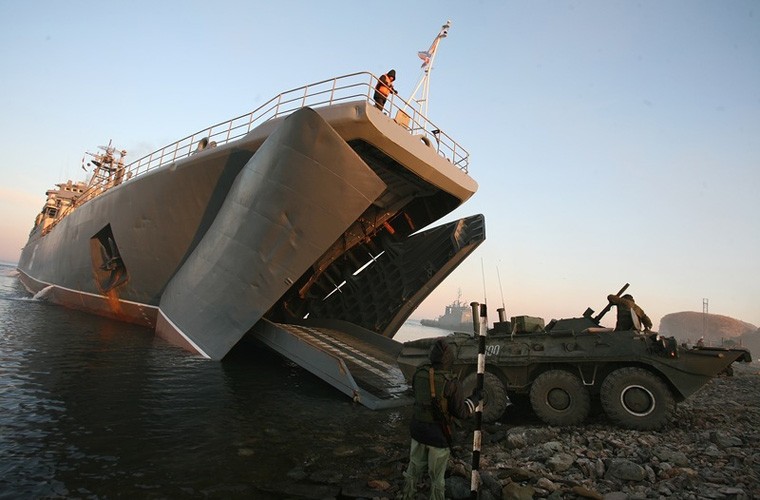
[420,291,473,332]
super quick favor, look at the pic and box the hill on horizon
[659,311,757,342]
[659,312,759,361]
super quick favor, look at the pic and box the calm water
[0,263,450,498]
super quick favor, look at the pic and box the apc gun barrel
[594,283,630,322]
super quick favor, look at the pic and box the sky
[1,1,758,330]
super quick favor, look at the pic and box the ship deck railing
[43,72,469,235]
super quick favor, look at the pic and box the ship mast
[82,139,127,189]
[408,20,451,117]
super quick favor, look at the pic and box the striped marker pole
[470,302,487,499]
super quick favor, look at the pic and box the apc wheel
[529,370,590,426]
[600,367,674,430]
[461,372,509,422]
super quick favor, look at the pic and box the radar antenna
[83,139,127,187]
[407,20,451,117]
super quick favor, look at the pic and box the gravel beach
[272,362,759,500]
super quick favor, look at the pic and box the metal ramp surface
[251,319,412,409]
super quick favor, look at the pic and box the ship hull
[18,102,484,361]
[419,319,473,333]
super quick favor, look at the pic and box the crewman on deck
[607,293,653,332]
[373,69,397,111]
[402,338,480,500]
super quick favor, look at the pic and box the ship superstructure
[420,290,474,332]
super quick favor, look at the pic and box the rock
[535,477,559,492]
[487,429,507,444]
[718,486,747,496]
[547,453,575,473]
[645,464,657,483]
[571,485,603,499]
[677,467,699,477]
[480,471,503,499]
[604,458,647,481]
[703,444,724,457]
[367,479,390,490]
[595,458,605,478]
[498,467,536,482]
[601,493,628,500]
[445,475,471,499]
[449,459,469,478]
[502,481,536,500]
[506,431,528,449]
[543,441,564,453]
[480,490,499,500]
[286,466,308,481]
[587,437,605,452]
[653,446,689,466]
[332,445,362,457]
[710,430,743,449]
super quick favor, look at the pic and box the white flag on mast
[418,50,432,69]
[409,21,451,116]
[417,21,449,69]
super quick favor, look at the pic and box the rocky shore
[270,363,759,500]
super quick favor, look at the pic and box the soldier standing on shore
[402,338,480,500]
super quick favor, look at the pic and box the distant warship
[420,290,474,333]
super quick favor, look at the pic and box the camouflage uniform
[402,339,477,500]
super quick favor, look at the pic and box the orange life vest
[376,74,393,97]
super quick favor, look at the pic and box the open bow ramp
[250,212,486,409]
[253,319,411,409]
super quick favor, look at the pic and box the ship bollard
[471,303,487,499]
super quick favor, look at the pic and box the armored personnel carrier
[397,286,752,430]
